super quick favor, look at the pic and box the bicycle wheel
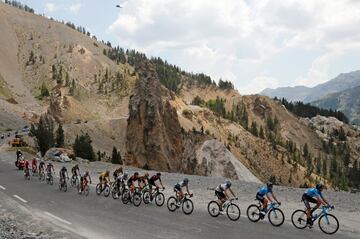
[268,208,285,227]
[63,182,67,192]
[155,192,165,207]
[133,192,142,207]
[167,196,178,212]
[208,201,220,217]
[318,214,339,235]
[122,190,130,204]
[247,204,261,222]
[227,203,240,221]
[291,209,308,229]
[143,191,151,204]
[112,187,119,199]
[50,176,53,185]
[84,185,90,196]
[96,183,102,195]
[104,186,110,197]
[182,199,194,215]
[71,177,75,187]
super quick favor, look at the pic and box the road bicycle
[142,186,165,206]
[96,181,111,197]
[46,171,54,185]
[70,174,80,188]
[31,166,38,176]
[291,205,339,234]
[78,178,90,196]
[208,198,241,221]
[122,187,142,207]
[24,168,30,180]
[247,201,284,226]
[111,181,126,199]
[167,193,194,215]
[38,169,45,181]
[59,177,68,192]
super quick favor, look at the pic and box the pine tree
[250,121,258,137]
[259,126,265,139]
[73,133,95,161]
[40,83,49,98]
[30,114,55,156]
[55,124,65,147]
[111,147,123,164]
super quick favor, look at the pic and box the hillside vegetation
[0,2,360,190]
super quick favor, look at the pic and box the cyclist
[256,181,281,218]
[302,183,331,226]
[71,164,80,184]
[99,170,111,190]
[79,170,92,193]
[23,159,30,177]
[113,166,123,181]
[31,158,37,173]
[139,172,149,189]
[149,172,165,193]
[215,180,237,212]
[127,172,140,193]
[115,172,128,197]
[16,149,22,160]
[59,166,69,185]
[38,160,46,175]
[174,178,192,203]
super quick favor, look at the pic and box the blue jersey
[257,186,272,196]
[305,188,323,198]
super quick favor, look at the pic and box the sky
[9,0,360,94]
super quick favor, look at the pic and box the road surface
[0,158,354,239]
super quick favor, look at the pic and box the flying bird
[116,5,123,8]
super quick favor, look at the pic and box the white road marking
[44,212,72,225]
[0,185,6,190]
[13,195,27,203]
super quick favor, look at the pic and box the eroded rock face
[195,139,261,183]
[125,63,184,171]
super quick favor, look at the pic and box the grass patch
[0,73,12,100]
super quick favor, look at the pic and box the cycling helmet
[62,166,66,170]
[144,172,149,177]
[134,172,139,176]
[123,172,128,177]
[316,182,324,190]
[75,164,79,168]
[267,181,273,188]
[225,180,232,188]
[156,172,161,176]
[183,178,189,184]
[106,170,110,174]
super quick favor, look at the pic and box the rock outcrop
[195,139,261,183]
[125,62,184,171]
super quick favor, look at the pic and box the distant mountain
[260,70,360,102]
[312,86,360,125]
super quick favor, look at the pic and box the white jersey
[215,183,229,192]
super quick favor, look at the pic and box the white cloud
[69,3,81,14]
[241,76,280,95]
[44,3,56,13]
[107,0,360,93]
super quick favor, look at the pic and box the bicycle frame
[311,206,333,223]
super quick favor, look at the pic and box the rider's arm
[229,188,236,198]
[185,185,190,194]
[270,192,280,204]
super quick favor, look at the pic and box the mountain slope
[312,86,360,125]
[1,2,360,189]
[261,70,360,102]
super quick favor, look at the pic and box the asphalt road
[0,157,354,239]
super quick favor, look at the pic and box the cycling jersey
[60,168,67,179]
[46,164,54,172]
[31,159,37,167]
[257,186,272,197]
[71,166,79,175]
[149,175,161,184]
[215,183,229,192]
[175,180,187,189]
[305,188,323,199]
[24,160,30,169]
[117,174,127,183]
[127,175,139,185]
[99,172,109,179]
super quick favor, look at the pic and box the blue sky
[9,0,360,94]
